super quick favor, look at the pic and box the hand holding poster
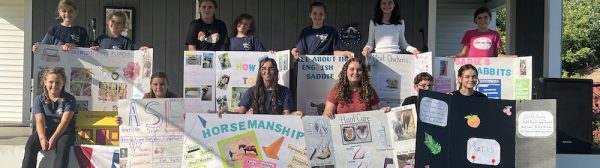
[182,114,308,168]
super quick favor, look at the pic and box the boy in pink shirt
[456,7,507,57]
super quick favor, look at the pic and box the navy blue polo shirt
[96,34,135,50]
[40,24,89,47]
[32,92,77,131]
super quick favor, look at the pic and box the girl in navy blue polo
[32,0,88,52]
[22,68,77,168]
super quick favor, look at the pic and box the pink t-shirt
[461,29,502,57]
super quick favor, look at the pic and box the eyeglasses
[417,84,434,88]
[261,67,277,72]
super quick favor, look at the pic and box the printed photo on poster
[217,131,263,166]
[341,123,372,145]
[218,53,232,70]
[186,54,201,65]
[439,60,448,76]
[397,153,415,168]
[203,52,214,68]
[99,82,128,102]
[230,87,249,109]
[520,59,527,76]
[105,7,134,42]
[216,95,228,112]
[217,75,230,90]
[201,85,212,101]
[305,99,326,116]
[391,109,416,141]
[70,67,93,96]
[184,87,202,98]
[42,48,60,62]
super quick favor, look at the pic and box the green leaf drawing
[424,132,442,155]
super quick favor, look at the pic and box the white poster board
[118,98,205,168]
[182,114,307,168]
[368,52,432,107]
[33,44,152,111]
[183,51,217,113]
[213,51,290,112]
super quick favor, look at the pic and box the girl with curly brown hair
[323,58,390,119]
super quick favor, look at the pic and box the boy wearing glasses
[402,72,434,106]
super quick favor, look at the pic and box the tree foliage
[562,0,600,76]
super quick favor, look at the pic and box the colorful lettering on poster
[455,58,491,66]
[236,64,257,72]
[200,120,305,140]
[242,77,256,85]
[339,112,371,124]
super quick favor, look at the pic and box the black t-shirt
[402,95,418,106]
[41,24,89,47]
[451,90,488,98]
[228,35,265,51]
[185,18,228,51]
[95,34,135,50]
[295,25,341,55]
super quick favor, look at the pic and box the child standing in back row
[456,7,506,57]
[227,13,266,51]
[185,0,228,51]
[91,11,135,50]
[32,0,88,52]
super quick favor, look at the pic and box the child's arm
[34,113,49,151]
[323,101,336,119]
[456,45,469,57]
[48,111,75,150]
[362,20,376,56]
[334,50,355,58]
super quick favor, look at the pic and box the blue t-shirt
[238,85,295,114]
[41,24,89,47]
[95,34,135,50]
[228,35,265,51]
[32,92,77,132]
[295,25,341,55]
[185,18,228,51]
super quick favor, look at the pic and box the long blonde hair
[41,67,67,104]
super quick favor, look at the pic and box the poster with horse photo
[182,114,308,168]
[387,104,418,168]
[214,51,289,113]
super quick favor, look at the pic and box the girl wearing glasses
[222,58,302,115]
